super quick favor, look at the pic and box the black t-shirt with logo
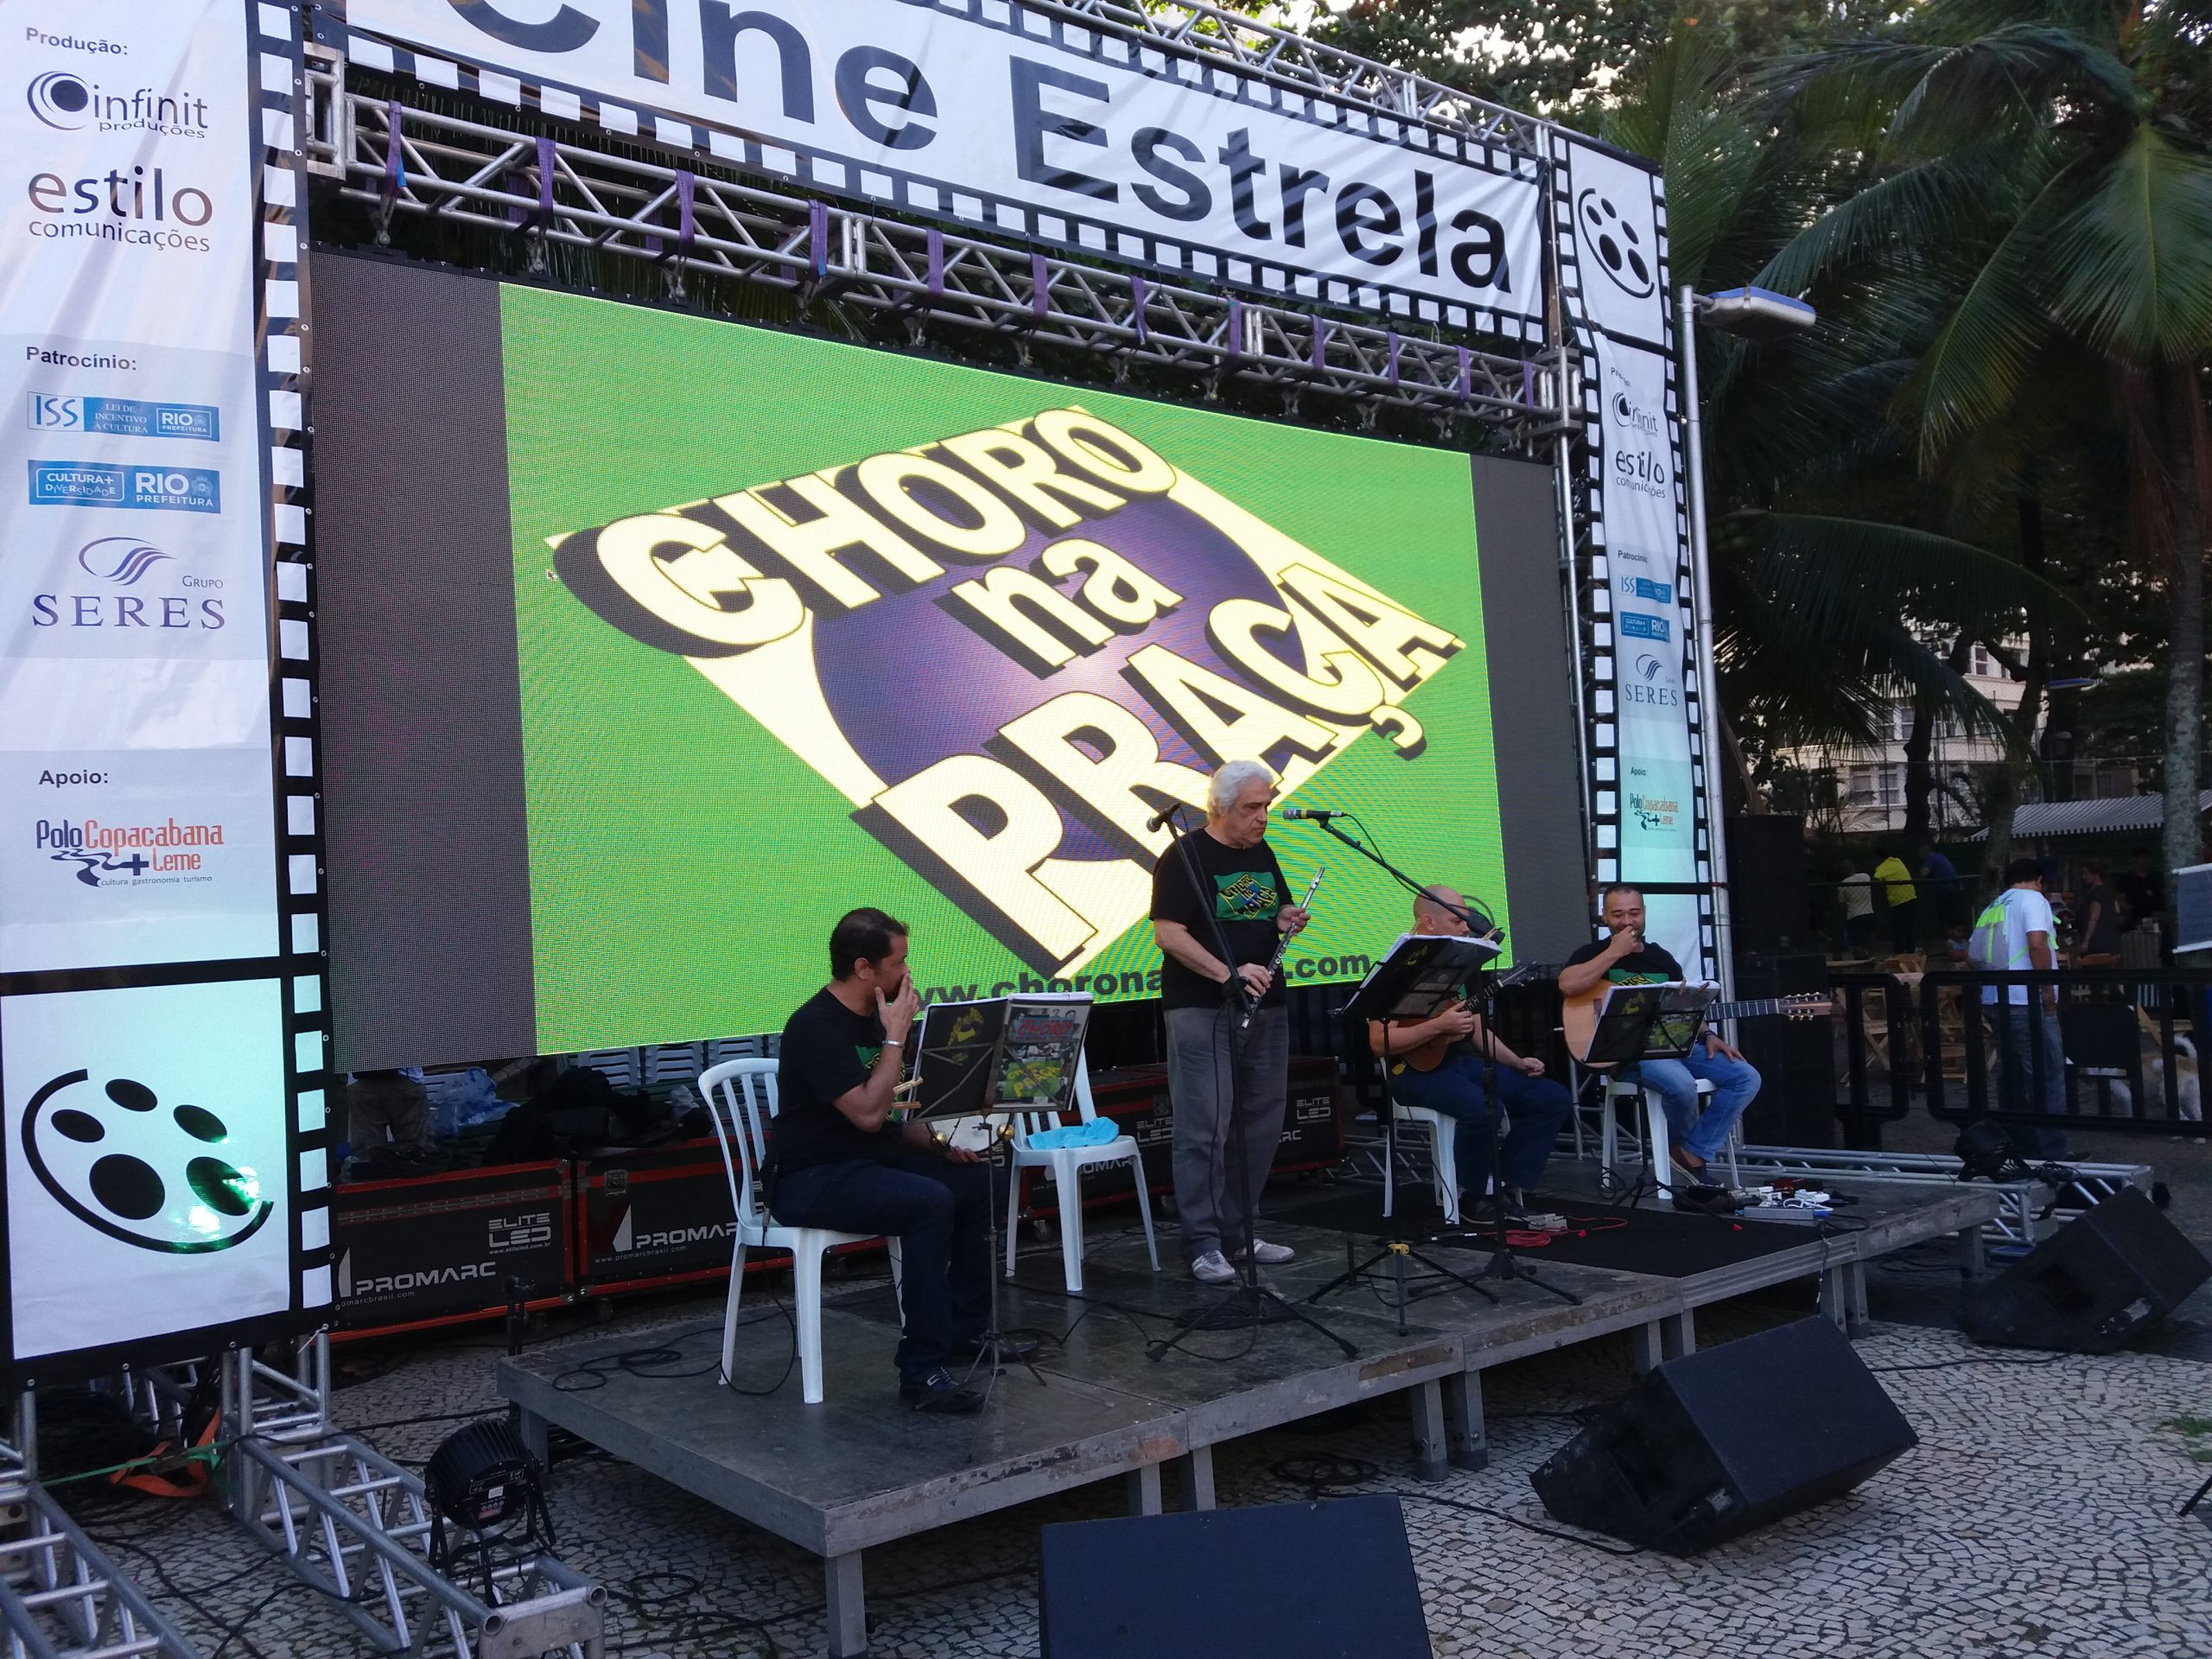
[768,987,903,1176]
[1563,938,1685,986]
[1150,832,1290,1010]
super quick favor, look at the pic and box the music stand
[1581,982,1717,1202]
[1306,933,1506,1328]
[910,993,1093,1412]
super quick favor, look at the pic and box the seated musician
[1369,886,1573,1221]
[765,907,1027,1414]
[1557,883,1759,1178]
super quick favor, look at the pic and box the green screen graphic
[503,284,1509,1050]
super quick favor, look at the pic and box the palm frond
[2042,124,2212,359]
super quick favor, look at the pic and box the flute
[1244,868,1325,1027]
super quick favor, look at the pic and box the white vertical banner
[0,0,316,1370]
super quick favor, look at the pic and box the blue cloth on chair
[1026,1121,1120,1149]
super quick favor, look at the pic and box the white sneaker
[1189,1249,1237,1286]
[1232,1239,1296,1265]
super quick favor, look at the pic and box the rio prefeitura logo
[549,407,1463,977]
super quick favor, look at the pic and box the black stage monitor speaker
[1960,1185,2210,1353]
[1038,1496,1430,1659]
[1725,815,1809,953]
[1529,1317,1916,1555]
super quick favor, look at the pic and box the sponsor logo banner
[29,459,220,512]
[340,0,1543,325]
[29,392,219,440]
[0,977,291,1360]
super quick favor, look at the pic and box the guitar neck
[1710,997,1814,1020]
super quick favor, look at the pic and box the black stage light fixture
[423,1417,556,1597]
[1955,1120,2028,1184]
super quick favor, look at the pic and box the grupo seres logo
[550,406,1465,977]
[78,534,172,584]
[22,1070,272,1253]
[1576,187,1656,300]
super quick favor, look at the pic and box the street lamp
[1678,283,1818,1001]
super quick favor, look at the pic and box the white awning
[1969,791,2212,841]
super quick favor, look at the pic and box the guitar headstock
[1783,995,1830,1020]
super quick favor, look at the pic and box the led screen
[499,284,1510,1050]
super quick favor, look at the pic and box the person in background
[2075,857,2121,965]
[1873,848,1919,951]
[1840,861,1876,953]
[1919,840,1961,927]
[1967,859,2070,1160]
[2116,847,2164,929]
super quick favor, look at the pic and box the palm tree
[1762,0,2212,912]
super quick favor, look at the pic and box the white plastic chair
[1583,1069,1738,1195]
[1003,1060,1159,1293]
[699,1058,901,1407]
[1380,1086,1462,1227]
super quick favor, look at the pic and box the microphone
[1279,807,1346,821]
[1146,804,1185,831]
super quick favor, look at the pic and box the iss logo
[550,406,1464,976]
[1576,187,1656,300]
[21,1070,273,1253]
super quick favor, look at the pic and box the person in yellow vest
[1872,849,1919,951]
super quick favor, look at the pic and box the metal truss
[217,1345,605,1659]
[302,58,1573,440]
[1041,1,1542,154]
[0,1400,202,1659]
[1732,1145,2153,1249]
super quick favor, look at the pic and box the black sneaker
[948,1333,1039,1363]
[899,1369,984,1414]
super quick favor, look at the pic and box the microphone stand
[1146,803,1356,1361]
[1296,815,1580,1308]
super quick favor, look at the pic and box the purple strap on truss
[1129,274,1147,345]
[382,100,404,196]
[925,227,944,299]
[1456,345,1472,404]
[1386,331,1401,386]
[1031,253,1050,323]
[1521,359,1535,404]
[536,136,555,225]
[1309,315,1326,372]
[1226,298,1243,360]
[651,169,694,260]
[809,200,829,280]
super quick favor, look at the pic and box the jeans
[1618,1046,1761,1162]
[1165,1002,1289,1262]
[1387,1052,1573,1196]
[770,1147,994,1385]
[1996,1001,2070,1159]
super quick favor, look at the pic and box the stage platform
[498,1168,2000,1657]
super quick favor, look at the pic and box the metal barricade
[1827,973,1916,1127]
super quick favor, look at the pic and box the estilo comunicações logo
[548,405,1467,978]
[21,1070,272,1253]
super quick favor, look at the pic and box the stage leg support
[827,1551,868,1659]
[1959,1224,1986,1279]
[1444,1372,1487,1471]
[1842,1261,1871,1337]
[1662,1307,1695,1361]
[1630,1320,1661,1376]
[516,1405,550,1469]
[1820,1265,1852,1332]
[1126,1462,1164,1516]
[1170,1447,1216,1511]
[1408,1379,1448,1481]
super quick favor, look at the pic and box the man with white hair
[1149,760,1310,1285]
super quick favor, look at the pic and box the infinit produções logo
[550,406,1467,977]
[22,1070,272,1253]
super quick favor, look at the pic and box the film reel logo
[22,1070,272,1254]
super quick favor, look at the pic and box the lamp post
[1678,284,1816,1001]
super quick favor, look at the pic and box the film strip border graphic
[262,0,337,1329]
[304,5,1550,346]
[1548,134,1716,976]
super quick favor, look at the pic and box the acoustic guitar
[1561,982,1828,1066]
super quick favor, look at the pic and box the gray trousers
[1165,1003,1289,1262]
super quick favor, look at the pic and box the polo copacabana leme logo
[550,406,1464,976]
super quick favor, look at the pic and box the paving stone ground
[62,1232,2212,1659]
